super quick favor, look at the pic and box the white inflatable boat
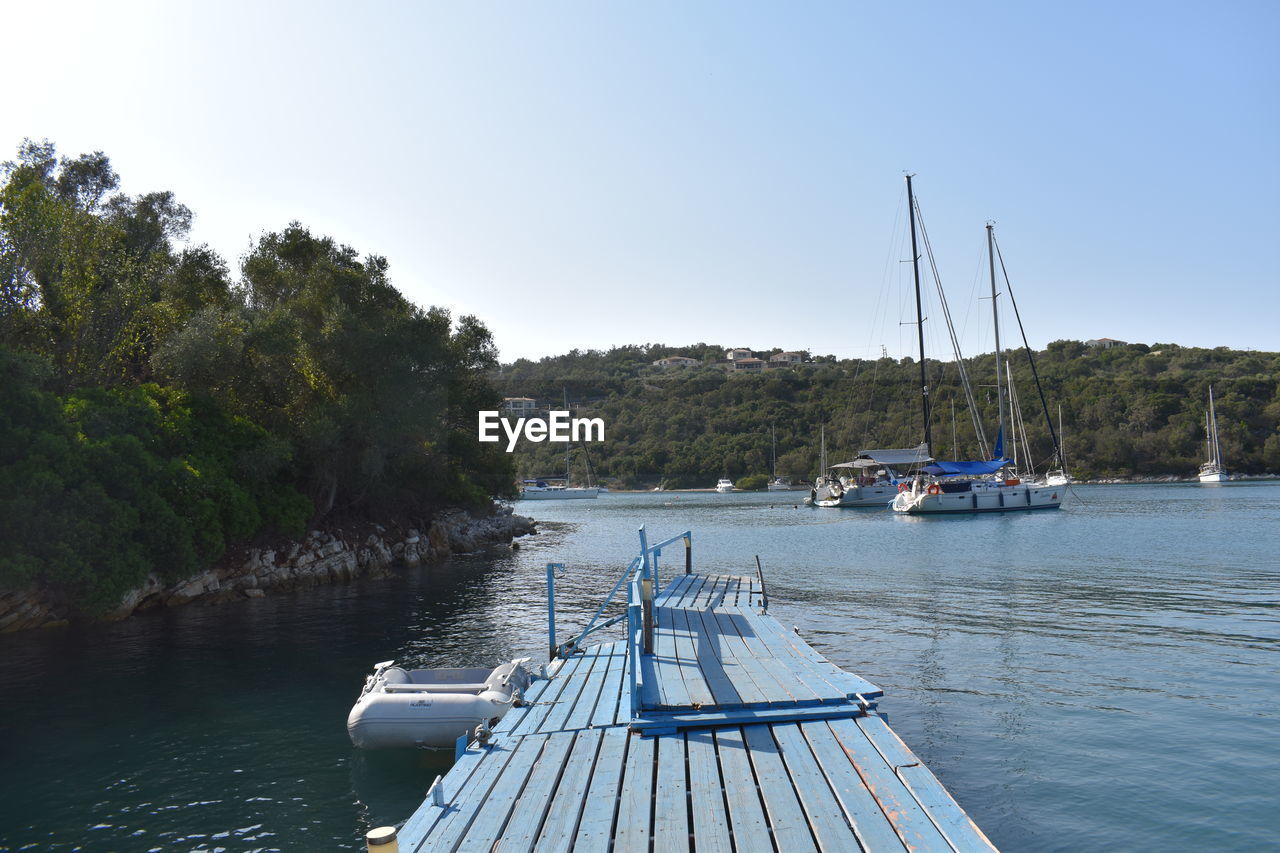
[347,658,532,749]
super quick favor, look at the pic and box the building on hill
[769,352,803,366]
[1086,337,1129,349]
[653,356,702,368]
[726,347,754,361]
[731,357,766,373]
[503,397,539,413]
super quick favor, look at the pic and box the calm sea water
[1,483,1277,852]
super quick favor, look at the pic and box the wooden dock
[392,535,997,852]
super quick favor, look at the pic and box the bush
[735,474,769,491]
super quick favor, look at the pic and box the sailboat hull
[815,483,901,507]
[892,482,1062,514]
[519,488,599,500]
[1198,469,1228,484]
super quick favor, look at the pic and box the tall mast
[906,174,931,457]
[1209,385,1221,466]
[988,223,1007,462]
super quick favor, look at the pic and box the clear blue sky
[5,1,1277,362]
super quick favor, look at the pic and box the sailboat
[810,445,926,507]
[1198,385,1228,483]
[519,391,602,500]
[1042,405,1071,486]
[767,425,801,490]
[890,175,1063,515]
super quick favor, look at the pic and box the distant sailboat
[767,424,800,490]
[1042,405,1071,487]
[1198,385,1228,483]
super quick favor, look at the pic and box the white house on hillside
[503,397,538,413]
[1085,338,1129,349]
[653,356,701,368]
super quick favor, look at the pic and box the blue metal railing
[545,527,691,661]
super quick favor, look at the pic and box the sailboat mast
[1209,385,1221,466]
[771,423,777,479]
[906,174,931,457]
[988,223,1007,462]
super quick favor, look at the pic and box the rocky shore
[0,504,535,634]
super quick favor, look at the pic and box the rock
[244,588,266,598]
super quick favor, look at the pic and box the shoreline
[0,504,536,635]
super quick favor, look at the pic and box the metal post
[652,547,661,595]
[641,576,654,654]
[638,525,650,580]
[546,563,559,660]
[684,534,692,575]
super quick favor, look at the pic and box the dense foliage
[497,343,1280,488]
[0,141,514,612]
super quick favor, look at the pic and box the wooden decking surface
[395,573,997,852]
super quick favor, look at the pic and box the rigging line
[992,232,1061,466]
[913,196,991,458]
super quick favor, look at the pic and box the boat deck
[394,572,996,852]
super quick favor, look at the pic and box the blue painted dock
[392,533,997,851]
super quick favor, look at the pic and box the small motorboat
[347,658,532,749]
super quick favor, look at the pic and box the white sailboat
[1042,405,1071,486]
[811,445,926,507]
[890,176,1063,515]
[767,425,802,490]
[520,391,601,500]
[1198,385,1228,483]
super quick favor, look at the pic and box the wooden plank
[694,607,770,706]
[801,722,907,853]
[540,646,604,733]
[695,575,728,609]
[855,714,999,852]
[742,724,819,852]
[714,727,773,853]
[531,729,604,853]
[492,731,577,853]
[673,606,742,708]
[398,736,501,847]
[505,657,584,737]
[638,647,664,712]
[590,644,627,729]
[612,731,655,851]
[564,645,611,732]
[771,722,863,851]
[724,607,840,703]
[571,729,630,853]
[453,734,551,853]
[686,730,733,853]
[666,607,717,708]
[826,718,954,853]
[661,573,701,607]
[705,608,787,706]
[740,609,883,699]
[411,737,526,852]
[653,735,691,851]
[714,608,821,705]
[652,602,693,709]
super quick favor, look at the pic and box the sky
[4,1,1278,363]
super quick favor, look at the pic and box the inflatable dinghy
[347,658,532,749]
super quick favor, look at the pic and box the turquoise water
[1,484,1277,851]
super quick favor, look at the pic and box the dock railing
[545,527,691,714]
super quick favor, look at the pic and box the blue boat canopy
[921,458,1010,476]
